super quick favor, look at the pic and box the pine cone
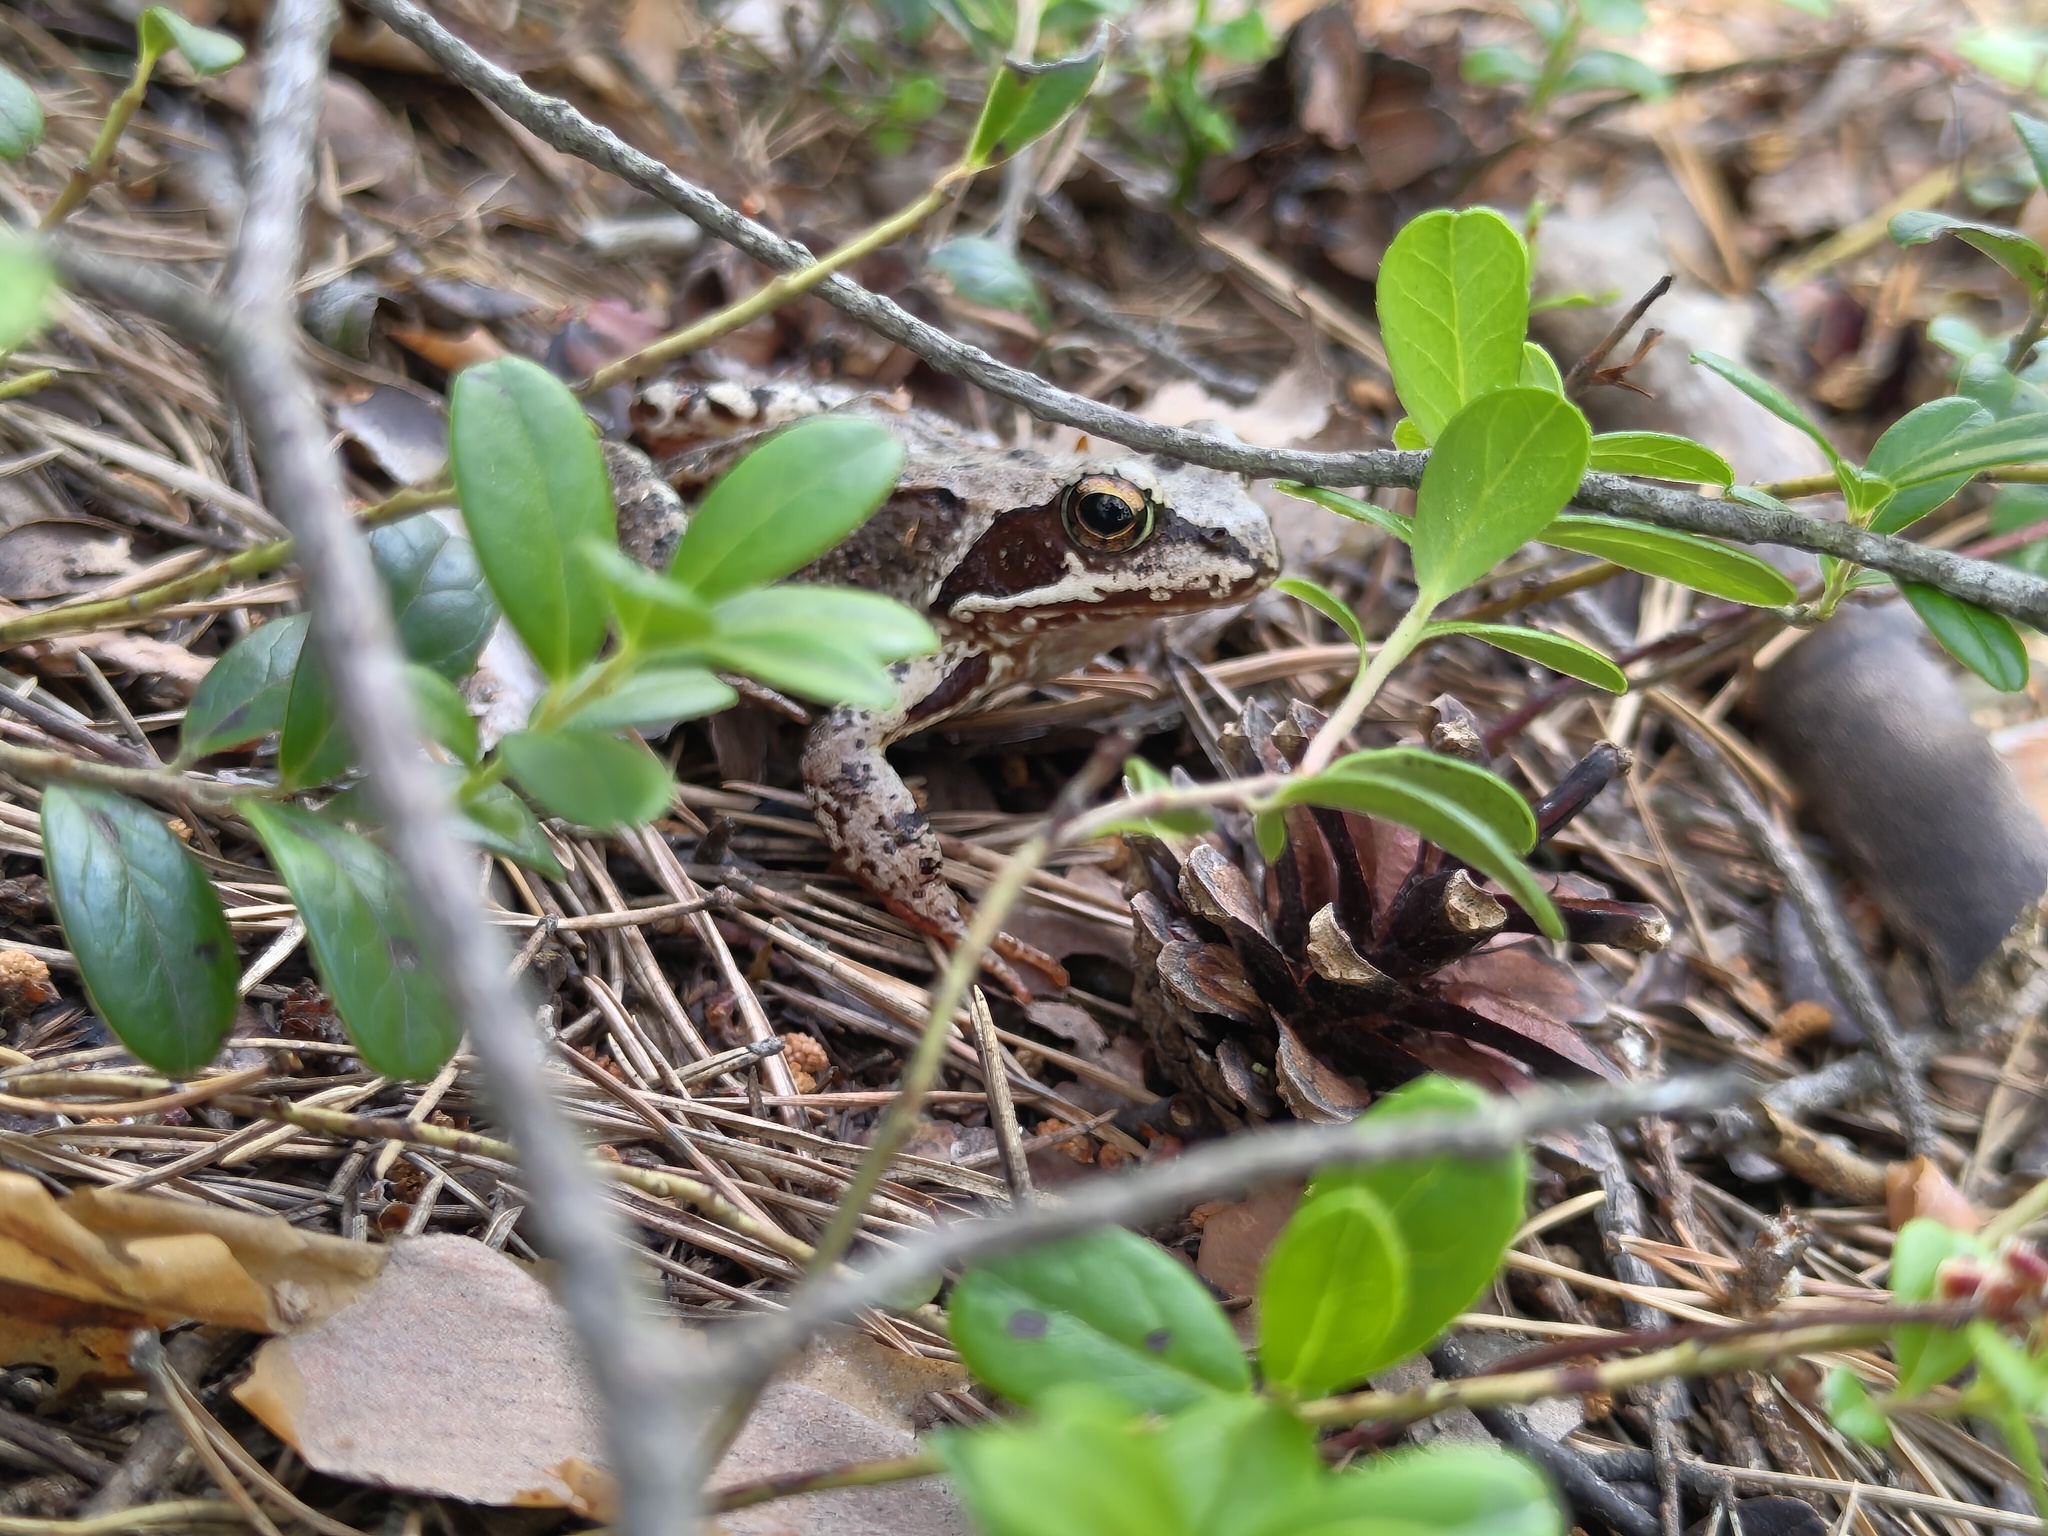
[1128,697,1669,1132]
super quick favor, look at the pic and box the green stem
[2010,291,2048,375]
[582,177,961,394]
[802,832,1049,1278]
[1295,600,1436,776]
[41,51,161,229]
[0,370,56,403]
[528,648,641,734]
[0,739,245,811]
[711,1451,943,1512]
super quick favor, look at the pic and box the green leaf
[1410,387,1591,603]
[1900,583,2030,692]
[1157,1397,1325,1536]
[1863,411,2048,488]
[406,663,477,765]
[449,356,615,682]
[583,541,715,652]
[1541,515,1796,606]
[1091,755,1211,840]
[1587,431,1733,486]
[1392,416,1431,450]
[667,415,905,602]
[1275,576,1365,650]
[2015,112,2048,195]
[1558,48,1667,100]
[1822,1368,1892,1447]
[1870,474,1972,536]
[1258,1184,1408,1397]
[180,613,307,759]
[1194,9,1273,62]
[1725,483,1796,513]
[0,63,44,160]
[1310,1076,1529,1369]
[1690,351,1840,470]
[498,729,673,832]
[459,779,566,877]
[42,785,237,1075]
[965,42,1104,167]
[1425,621,1626,692]
[1254,809,1286,863]
[137,7,245,73]
[1263,749,1561,938]
[1888,1218,1985,1395]
[1461,43,1541,86]
[1969,1320,2048,1414]
[1519,342,1564,393]
[708,586,938,662]
[691,631,898,709]
[948,1227,1251,1412]
[0,239,55,354]
[928,237,1045,322]
[1304,1444,1564,1536]
[369,515,499,680]
[278,646,353,789]
[1277,483,1414,544]
[243,801,459,1080]
[1377,208,1531,443]
[562,664,736,733]
[1889,211,2048,297]
[1579,0,1648,30]
[935,1387,1180,1536]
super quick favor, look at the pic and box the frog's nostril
[1201,526,1229,546]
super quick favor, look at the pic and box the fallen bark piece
[235,1234,609,1514]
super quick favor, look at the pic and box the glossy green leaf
[708,585,938,662]
[0,239,55,353]
[1425,621,1626,692]
[1091,755,1212,840]
[369,515,498,679]
[499,729,673,832]
[1411,387,1591,604]
[1276,483,1413,544]
[1377,209,1531,443]
[949,1227,1250,1412]
[2016,112,2048,195]
[1254,808,1286,863]
[1900,583,2030,692]
[1310,1076,1529,1368]
[406,663,477,765]
[965,42,1103,167]
[1867,397,1994,485]
[928,237,1045,322]
[1726,483,1796,513]
[1156,1397,1326,1536]
[243,801,459,1080]
[935,1387,1180,1536]
[42,785,237,1075]
[1889,1217,1985,1395]
[563,666,737,733]
[1392,416,1431,450]
[1690,351,1841,469]
[666,415,904,602]
[583,541,714,652]
[1303,1444,1563,1536]
[1863,411,2048,488]
[1822,1368,1892,1447]
[1558,48,1667,99]
[1276,576,1365,650]
[1258,1184,1407,1397]
[1264,750,1560,938]
[1587,431,1733,486]
[1889,211,2048,297]
[459,779,566,877]
[1519,342,1564,393]
[138,7,244,73]
[180,613,308,759]
[449,356,615,681]
[0,63,44,160]
[692,631,898,709]
[1542,516,1797,607]
[278,646,353,789]
[1871,474,1972,536]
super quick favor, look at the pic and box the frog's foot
[879,892,1070,1003]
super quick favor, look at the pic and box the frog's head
[934,449,1279,634]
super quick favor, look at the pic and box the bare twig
[1677,724,1937,1154]
[1564,274,1672,395]
[968,985,1034,1204]
[344,0,2048,630]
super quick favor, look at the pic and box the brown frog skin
[638,380,1282,996]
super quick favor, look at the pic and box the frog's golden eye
[1063,476,1152,553]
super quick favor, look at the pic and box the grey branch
[352,0,2048,629]
[689,1072,1749,1401]
[53,4,707,1532]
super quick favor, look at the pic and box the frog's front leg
[801,703,1068,1000]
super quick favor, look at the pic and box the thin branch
[687,1073,1749,1403]
[1564,274,1672,395]
[345,0,2048,630]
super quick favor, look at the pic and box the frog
[635,378,1282,998]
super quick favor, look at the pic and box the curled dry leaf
[1885,1154,1982,1233]
[236,1234,609,1514]
[0,1173,382,1389]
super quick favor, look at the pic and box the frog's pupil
[1078,491,1137,537]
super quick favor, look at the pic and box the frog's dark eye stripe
[1063,475,1153,553]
